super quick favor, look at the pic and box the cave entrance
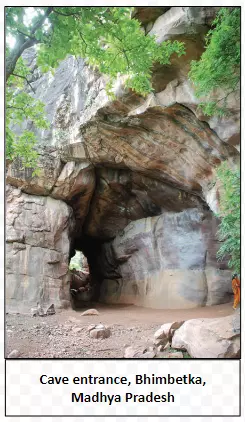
[69,250,92,309]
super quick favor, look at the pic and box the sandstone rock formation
[6,7,240,311]
[171,314,240,358]
[99,208,232,309]
[98,209,232,309]
[154,321,184,346]
[6,185,74,312]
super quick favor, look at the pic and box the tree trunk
[6,6,53,81]
[6,37,36,81]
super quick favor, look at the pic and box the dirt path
[6,302,233,358]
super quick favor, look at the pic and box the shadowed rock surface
[98,209,232,309]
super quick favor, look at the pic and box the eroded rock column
[6,185,75,312]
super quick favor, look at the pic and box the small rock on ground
[46,304,55,316]
[89,325,111,339]
[72,327,83,334]
[8,349,20,358]
[82,309,99,316]
[124,345,156,358]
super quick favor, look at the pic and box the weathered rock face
[6,7,240,311]
[81,104,236,198]
[171,314,240,358]
[98,209,232,308]
[6,185,75,312]
[148,6,240,149]
[7,147,63,196]
[84,167,203,239]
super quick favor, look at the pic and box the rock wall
[6,185,74,312]
[6,7,240,311]
[98,209,232,309]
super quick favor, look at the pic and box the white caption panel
[6,359,240,416]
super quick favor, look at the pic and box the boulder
[154,321,184,345]
[154,327,168,346]
[149,7,219,43]
[171,314,240,358]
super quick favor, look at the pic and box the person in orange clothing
[232,273,240,309]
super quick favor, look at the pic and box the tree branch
[78,30,88,53]
[30,6,53,35]
[53,8,79,17]
[11,73,36,93]
[6,7,53,81]
[121,48,130,70]
[6,105,25,110]
[6,37,37,81]
[16,29,37,41]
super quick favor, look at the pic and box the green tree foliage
[6,6,185,169]
[6,60,49,169]
[189,7,240,116]
[216,162,240,273]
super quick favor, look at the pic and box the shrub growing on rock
[216,162,240,274]
[189,7,240,116]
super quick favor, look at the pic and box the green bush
[216,162,240,273]
[189,7,240,116]
[69,262,81,271]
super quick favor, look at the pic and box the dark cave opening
[64,158,234,312]
[69,235,108,308]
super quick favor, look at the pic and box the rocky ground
[6,302,234,359]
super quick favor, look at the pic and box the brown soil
[6,302,233,359]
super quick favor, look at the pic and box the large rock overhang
[6,6,239,310]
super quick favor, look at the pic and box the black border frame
[4,4,242,419]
